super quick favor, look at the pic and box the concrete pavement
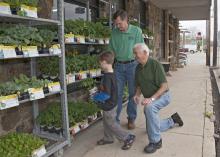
[63,52,215,157]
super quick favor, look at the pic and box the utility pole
[213,0,218,66]
[206,20,210,66]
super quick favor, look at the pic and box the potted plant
[38,29,56,54]
[3,0,21,15]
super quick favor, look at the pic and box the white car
[185,44,197,54]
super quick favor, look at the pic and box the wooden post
[206,20,210,66]
[213,0,218,66]
[164,10,169,61]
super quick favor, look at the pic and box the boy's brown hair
[99,51,115,64]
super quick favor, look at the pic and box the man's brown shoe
[128,120,135,130]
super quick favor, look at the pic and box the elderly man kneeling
[133,43,184,154]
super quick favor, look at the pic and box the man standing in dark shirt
[96,51,135,150]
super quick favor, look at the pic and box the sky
[179,0,220,37]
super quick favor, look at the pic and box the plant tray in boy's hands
[92,92,110,103]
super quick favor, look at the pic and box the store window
[52,0,98,21]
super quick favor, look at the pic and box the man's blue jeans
[144,91,174,143]
[114,61,137,122]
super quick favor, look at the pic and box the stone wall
[147,1,163,59]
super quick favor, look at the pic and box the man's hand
[134,95,140,104]
[141,98,153,106]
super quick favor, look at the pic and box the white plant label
[0,95,19,110]
[28,88,45,100]
[0,2,11,15]
[23,46,39,57]
[50,44,61,55]
[21,5,38,18]
[0,46,16,59]
[48,82,61,93]
[32,145,46,157]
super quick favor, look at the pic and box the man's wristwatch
[151,97,155,102]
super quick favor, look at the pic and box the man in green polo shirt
[109,10,144,129]
[133,43,184,154]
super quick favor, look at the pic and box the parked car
[185,44,197,54]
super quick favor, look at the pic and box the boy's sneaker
[171,112,184,126]
[121,134,136,150]
[144,139,162,154]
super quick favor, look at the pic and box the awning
[151,0,211,20]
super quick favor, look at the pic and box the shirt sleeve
[155,62,167,86]
[135,28,144,44]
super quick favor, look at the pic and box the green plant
[3,0,20,7]
[2,25,43,46]
[20,0,39,7]
[80,78,96,90]
[129,20,139,27]
[0,132,47,157]
[142,27,154,37]
[39,29,56,48]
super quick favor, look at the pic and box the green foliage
[0,132,47,157]
[38,55,99,76]
[39,29,56,48]
[80,78,96,90]
[129,20,139,27]
[3,0,39,7]
[3,0,20,7]
[20,0,39,7]
[64,20,111,38]
[0,24,56,47]
[0,74,51,96]
[142,27,154,37]
[36,101,100,127]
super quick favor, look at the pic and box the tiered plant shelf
[0,0,70,157]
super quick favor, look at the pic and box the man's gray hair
[133,43,150,55]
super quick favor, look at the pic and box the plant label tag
[0,95,19,110]
[70,124,80,135]
[21,5,38,18]
[79,36,85,44]
[48,82,61,93]
[28,88,45,100]
[0,2,11,15]
[80,71,87,79]
[79,120,89,129]
[90,70,97,77]
[50,44,61,55]
[98,39,104,44]
[32,145,46,157]
[67,74,75,84]
[96,69,102,76]
[65,34,75,43]
[23,46,39,57]
[0,46,16,59]
[104,38,109,44]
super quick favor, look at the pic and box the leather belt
[116,60,135,64]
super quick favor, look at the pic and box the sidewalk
[63,52,215,157]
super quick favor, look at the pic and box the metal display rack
[0,0,70,157]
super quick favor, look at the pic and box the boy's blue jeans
[144,91,175,143]
[114,61,137,122]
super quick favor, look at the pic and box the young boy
[96,51,135,150]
